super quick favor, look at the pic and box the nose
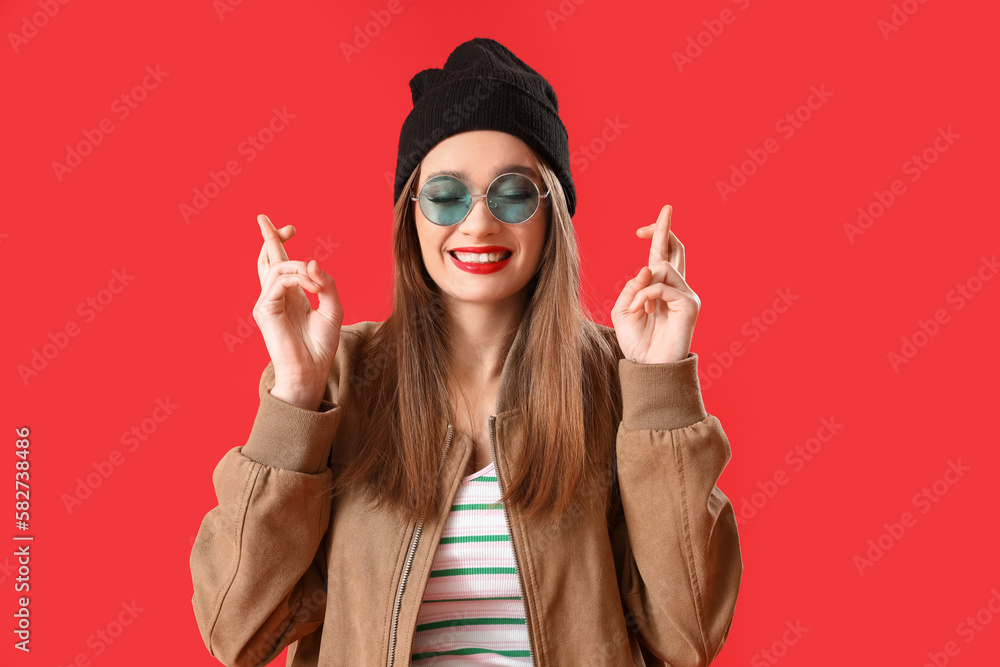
[458,194,502,231]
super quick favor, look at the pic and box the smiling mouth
[448,250,513,264]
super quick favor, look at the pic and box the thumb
[612,266,652,316]
[308,260,342,325]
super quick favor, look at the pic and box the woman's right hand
[253,214,343,411]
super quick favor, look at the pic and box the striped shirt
[410,460,534,665]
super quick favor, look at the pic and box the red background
[3,0,999,664]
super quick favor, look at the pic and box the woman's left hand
[611,204,701,364]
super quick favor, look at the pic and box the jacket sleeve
[189,359,341,667]
[608,352,742,667]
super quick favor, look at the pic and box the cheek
[417,226,448,263]
[525,226,547,262]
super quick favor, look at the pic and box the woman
[190,38,741,667]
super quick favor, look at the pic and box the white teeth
[452,251,510,263]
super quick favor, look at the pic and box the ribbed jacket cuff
[619,352,708,431]
[240,367,340,474]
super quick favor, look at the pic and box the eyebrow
[423,163,541,185]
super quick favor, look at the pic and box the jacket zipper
[387,424,454,667]
[489,414,538,662]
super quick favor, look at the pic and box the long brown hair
[331,148,623,528]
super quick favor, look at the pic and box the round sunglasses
[411,172,550,226]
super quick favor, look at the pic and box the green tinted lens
[419,176,470,225]
[417,173,541,225]
[487,174,539,224]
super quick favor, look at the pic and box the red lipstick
[447,246,513,275]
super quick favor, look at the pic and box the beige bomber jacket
[190,320,742,666]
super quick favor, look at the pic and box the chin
[442,285,522,304]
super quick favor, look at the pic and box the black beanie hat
[393,37,576,218]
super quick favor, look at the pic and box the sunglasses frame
[410,172,551,226]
